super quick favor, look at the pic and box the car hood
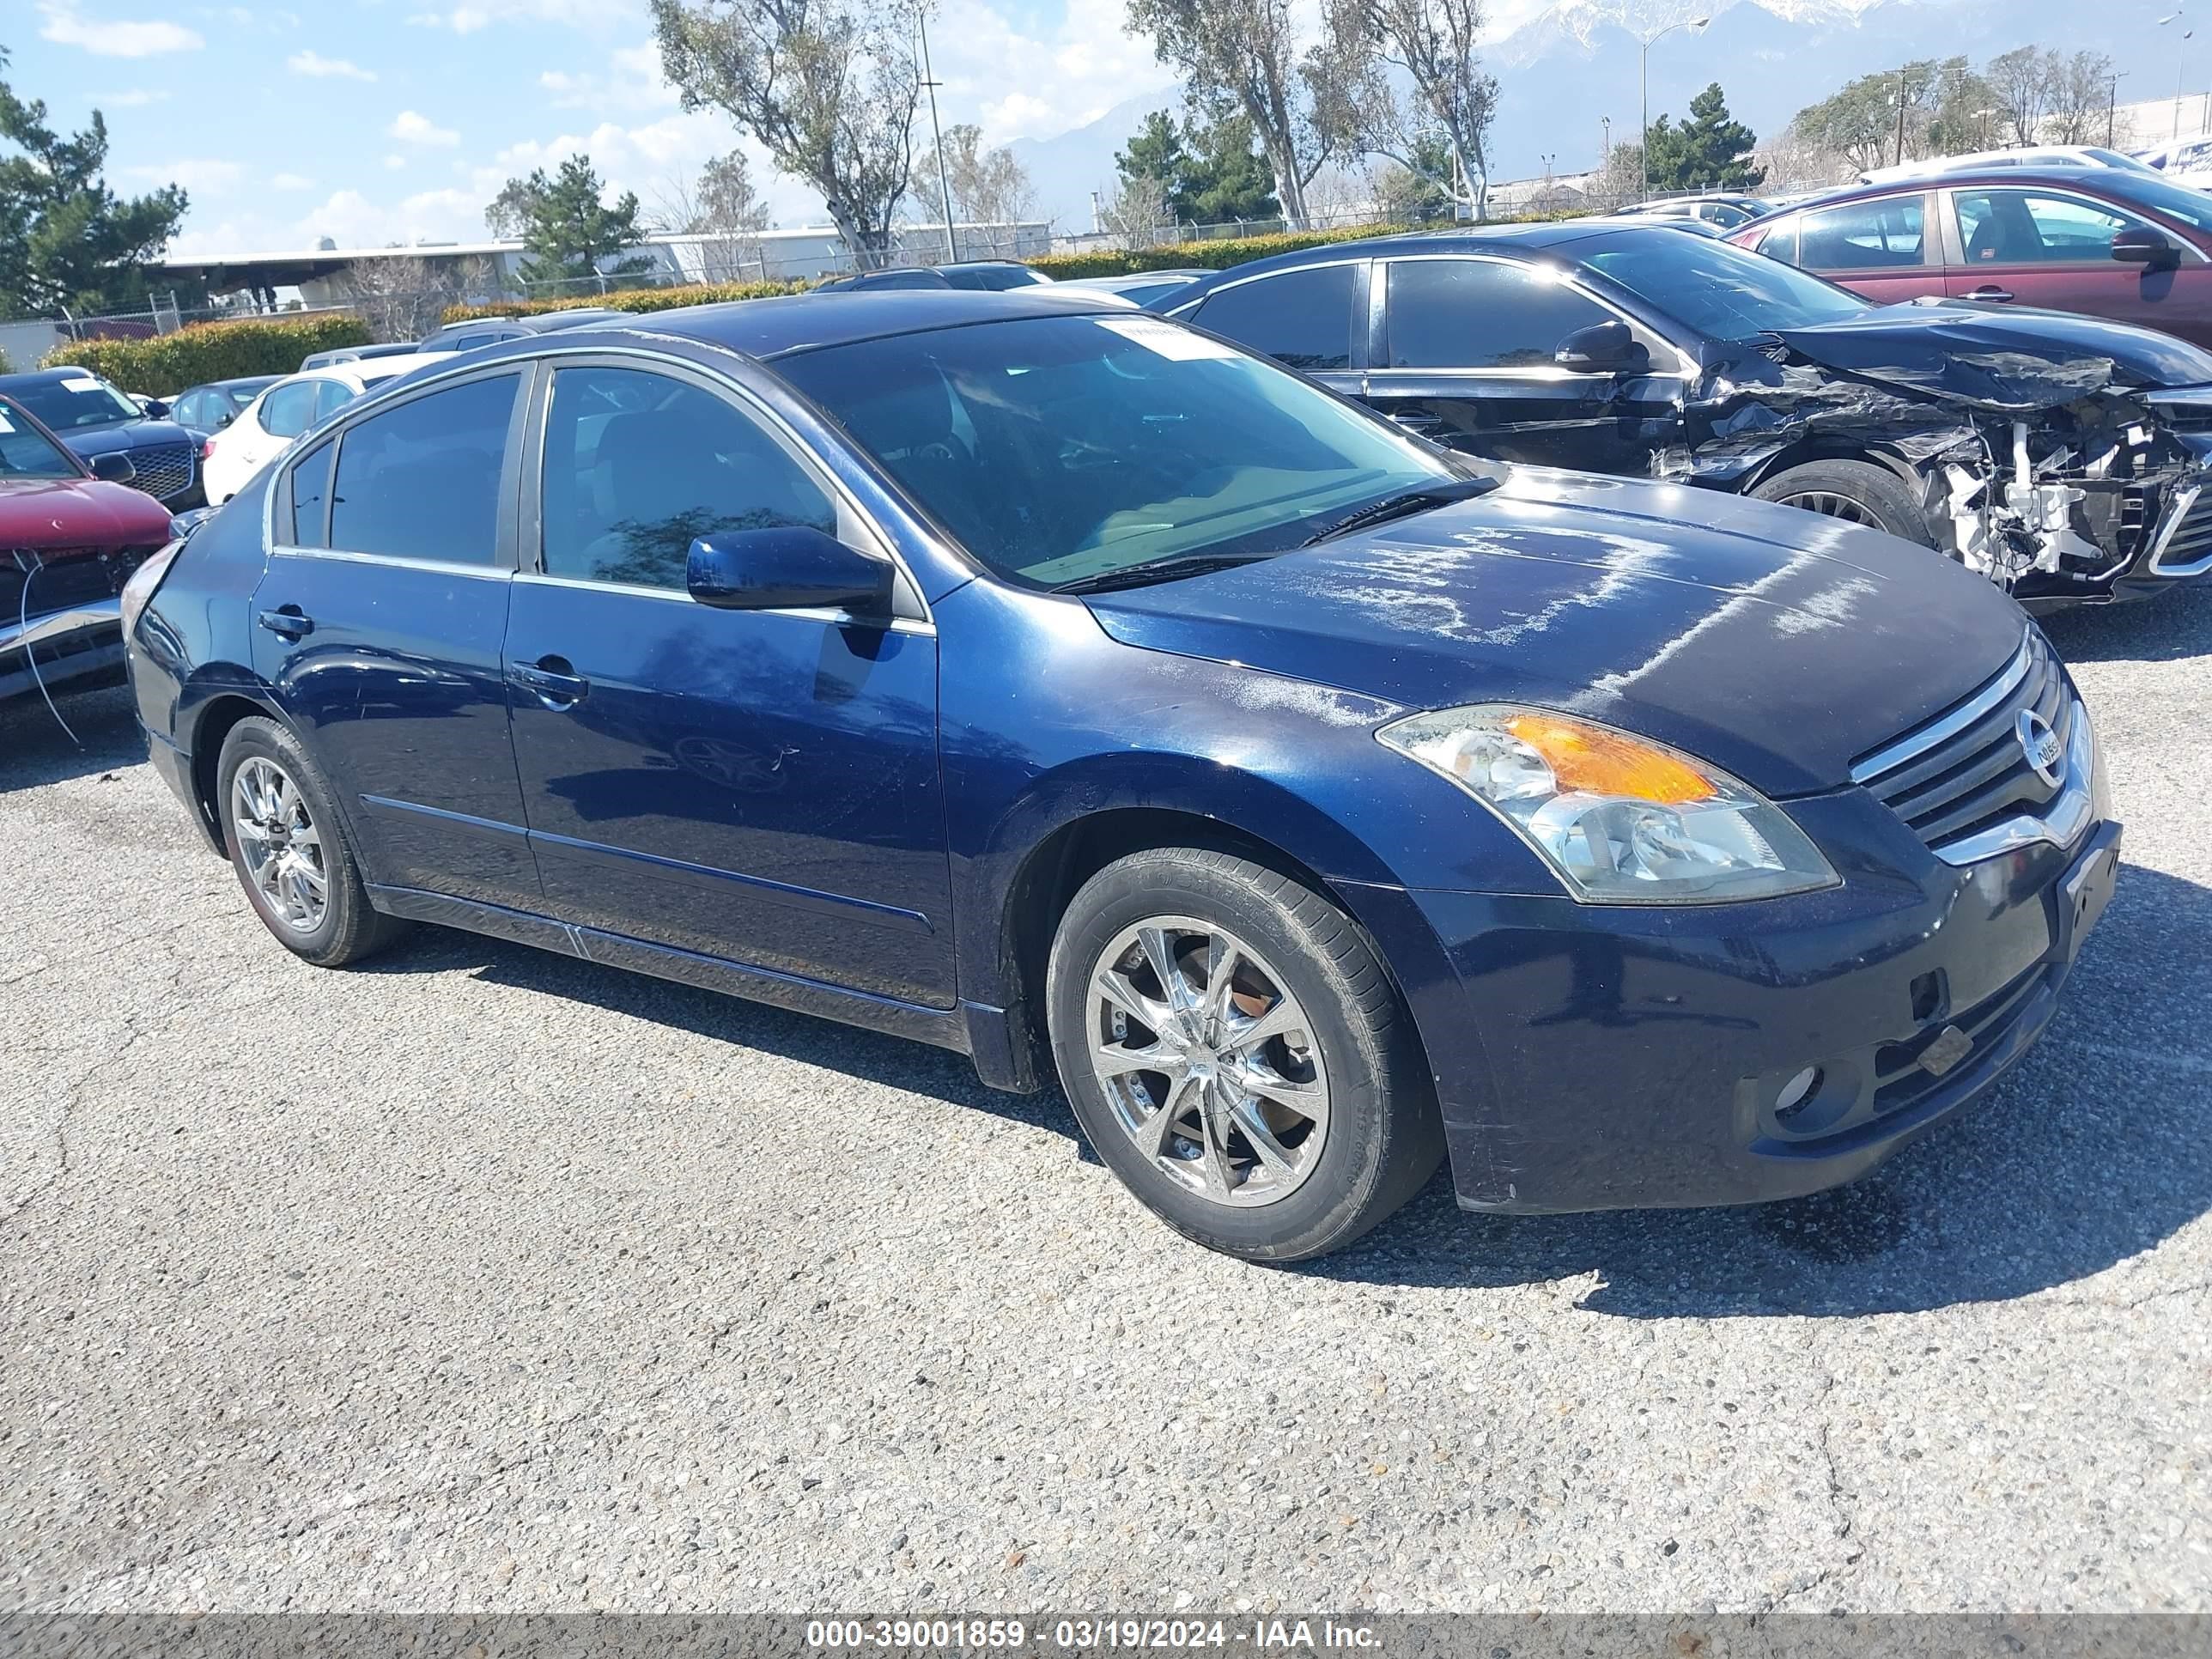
[57,418,198,457]
[1082,469,2028,798]
[1764,302,2212,405]
[0,477,177,550]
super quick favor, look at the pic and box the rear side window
[261,380,319,440]
[1797,197,1925,270]
[1753,219,1799,264]
[328,374,519,564]
[538,365,836,590]
[1384,258,1613,369]
[289,439,334,546]
[313,380,357,421]
[1192,265,1356,371]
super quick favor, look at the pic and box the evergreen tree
[1114,110,1279,226]
[488,155,649,287]
[1644,83,1764,193]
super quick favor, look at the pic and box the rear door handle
[256,605,313,639]
[1964,285,2014,302]
[508,656,589,706]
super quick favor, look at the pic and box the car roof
[489,287,1129,361]
[1761,167,2151,220]
[0,367,116,387]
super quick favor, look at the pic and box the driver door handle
[1964,285,2014,302]
[508,656,589,707]
[256,605,313,639]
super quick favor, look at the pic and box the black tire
[1045,848,1443,1262]
[1750,459,1934,546]
[216,716,407,968]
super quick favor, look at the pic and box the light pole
[2162,11,2194,143]
[2107,71,2127,146]
[1975,106,1999,149]
[917,12,957,262]
[1638,16,1709,194]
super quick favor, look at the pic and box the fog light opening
[1773,1066,1822,1123]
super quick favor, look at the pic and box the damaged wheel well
[186,693,276,854]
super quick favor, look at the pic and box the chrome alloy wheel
[1776,489,1881,526]
[230,757,328,933]
[1086,917,1329,1207]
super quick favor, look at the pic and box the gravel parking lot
[3,589,2209,1617]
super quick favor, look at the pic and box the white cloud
[390,110,461,147]
[126,157,241,192]
[385,154,410,170]
[408,0,624,32]
[928,0,1177,144]
[39,2,204,56]
[97,88,170,107]
[288,50,376,82]
[270,172,313,191]
[537,43,671,113]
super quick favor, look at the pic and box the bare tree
[650,149,775,282]
[1322,0,1498,220]
[333,256,466,343]
[1986,46,2051,146]
[908,124,1036,238]
[2044,50,2116,145]
[649,0,925,270]
[1099,173,1171,249]
[1124,0,1361,230]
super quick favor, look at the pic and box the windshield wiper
[1299,477,1499,546]
[1051,551,1281,595]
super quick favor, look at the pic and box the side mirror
[1554,319,1650,375]
[216,410,235,428]
[2112,225,2180,268]
[140,398,171,419]
[687,527,894,618]
[89,452,137,484]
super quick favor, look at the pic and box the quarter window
[327,374,518,564]
[1796,197,1925,271]
[313,380,358,422]
[538,366,836,591]
[1191,265,1357,371]
[260,380,320,440]
[289,439,334,546]
[1385,258,1613,369]
[1955,190,2142,264]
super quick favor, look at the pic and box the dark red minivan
[1730,167,2212,347]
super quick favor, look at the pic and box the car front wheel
[1046,848,1443,1261]
[1750,458,1934,546]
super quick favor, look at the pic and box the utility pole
[918,13,957,263]
[2108,70,2128,145]
[1894,67,1911,167]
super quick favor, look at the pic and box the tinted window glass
[313,380,358,421]
[1576,228,1867,338]
[1797,197,1924,270]
[1956,189,2139,264]
[1753,219,1799,264]
[328,374,517,563]
[1193,265,1356,371]
[777,313,1455,587]
[6,374,140,430]
[539,366,836,589]
[262,380,319,439]
[0,398,80,478]
[289,439,334,546]
[1385,258,1613,369]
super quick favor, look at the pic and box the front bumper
[1376,791,2120,1215]
[0,597,125,702]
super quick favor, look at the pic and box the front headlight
[1377,704,1839,904]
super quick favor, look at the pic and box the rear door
[1175,261,1367,399]
[250,366,540,910]
[503,356,956,1007]
[1788,191,1942,305]
[1942,185,2212,340]
[1361,253,1687,471]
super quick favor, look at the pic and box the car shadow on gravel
[1310,860,2212,1317]
[0,680,141,793]
[2039,580,2212,663]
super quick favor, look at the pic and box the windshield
[776,313,1457,587]
[4,373,143,430]
[0,398,82,478]
[2086,148,2161,174]
[1573,228,1869,340]
[2098,170,2212,233]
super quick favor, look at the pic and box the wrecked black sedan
[1162,222,2212,608]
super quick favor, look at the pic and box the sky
[6,0,1217,256]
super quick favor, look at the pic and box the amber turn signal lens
[1504,714,1715,805]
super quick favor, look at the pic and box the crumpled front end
[1660,323,2212,607]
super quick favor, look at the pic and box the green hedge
[441,279,811,325]
[1027,223,1426,280]
[40,313,372,396]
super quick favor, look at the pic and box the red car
[2,391,179,708]
[1730,167,2212,346]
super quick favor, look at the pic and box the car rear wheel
[1750,459,1934,546]
[1046,848,1443,1261]
[217,716,407,968]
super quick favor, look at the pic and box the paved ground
[3,589,2209,1618]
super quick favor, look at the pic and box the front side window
[1574,228,1869,340]
[1385,258,1613,369]
[0,398,82,478]
[1955,190,2140,264]
[1797,196,1925,270]
[328,374,518,564]
[538,366,836,590]
[261,380,320,440]
[1190,265,1357,371]
[776,313,1456,588]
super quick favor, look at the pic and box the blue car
[121,289,2119,1259]
[0,367,207,508]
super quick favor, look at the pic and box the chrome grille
[120,442,196,504]
[2149,483,2212,577]
[1851,628,2074,863]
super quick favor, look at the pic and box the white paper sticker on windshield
[1095,316,1240,362]
[59,375,104,393]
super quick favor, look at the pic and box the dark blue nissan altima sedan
[122,288,2119,1260]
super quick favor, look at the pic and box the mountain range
[1005,0,2196,228]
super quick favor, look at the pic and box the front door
[249,368,538,910]
[1361,254,1686,473]
[503,359,956,1008]
[1943,185,2212,343]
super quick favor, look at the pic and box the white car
[2136,136,2212,187]
[202,355,451,505]
[1860,145,2162,185]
